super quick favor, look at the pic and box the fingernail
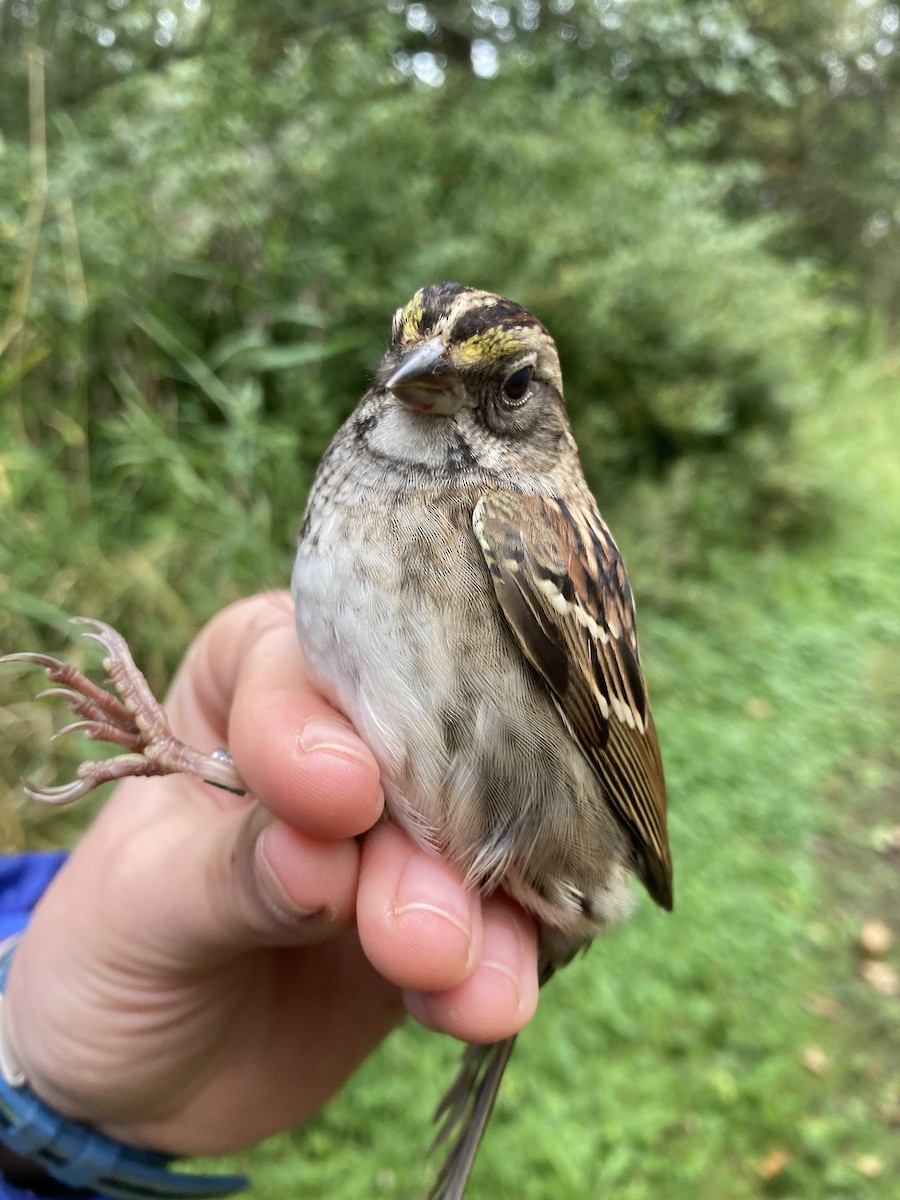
[255,823,322,921]
[479,960,523,1011]
[480,903,526,1012]
[298,717,376,770]
[393,854,474,954]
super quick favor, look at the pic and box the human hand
[4,593,538,1155]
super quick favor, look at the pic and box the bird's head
[362,283,573,479]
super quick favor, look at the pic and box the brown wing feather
[473,489,673,910]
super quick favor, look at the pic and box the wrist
[1,927,109,1130]
[0,935,247,1200]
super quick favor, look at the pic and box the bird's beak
[385,336,473,415]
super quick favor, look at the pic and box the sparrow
[291,282,672,1197]
[3,282,672,1200]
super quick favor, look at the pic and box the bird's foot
[1,618,245,804]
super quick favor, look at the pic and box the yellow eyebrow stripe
[400,293,426,341]
[453,328,525,365]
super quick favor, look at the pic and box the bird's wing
[473,489,672,910]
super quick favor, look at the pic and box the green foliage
[5,1,898,314]
[392,1,900,314]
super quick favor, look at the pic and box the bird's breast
[293,466,634,948]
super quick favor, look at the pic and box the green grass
[2,345,899,1199]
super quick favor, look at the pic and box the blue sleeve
[0,852,100,1200]
[0,853,69,942]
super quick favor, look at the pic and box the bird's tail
[427,1036,517,1200]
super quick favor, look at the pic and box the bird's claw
[1,618,246,803]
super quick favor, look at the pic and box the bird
[291,282,672,1198]
[3,282,672,1200]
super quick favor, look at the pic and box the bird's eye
[502,365,533,404]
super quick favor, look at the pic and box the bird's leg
[1,618,245,804]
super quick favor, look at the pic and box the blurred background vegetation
[1,2,898,1198]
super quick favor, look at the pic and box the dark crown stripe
[451,300,543,343]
